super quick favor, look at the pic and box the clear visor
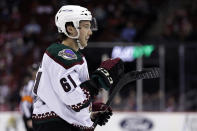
[91,17,98,31]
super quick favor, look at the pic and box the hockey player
[20,63,39,131]
[32,5,124,131]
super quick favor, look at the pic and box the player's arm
[50,58,124,112]
[50,70,96,112]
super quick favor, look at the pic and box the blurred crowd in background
[0,0,197,111]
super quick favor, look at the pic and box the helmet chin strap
[65,28,84,50]
[75,27,84,50]
[76,39,84,50]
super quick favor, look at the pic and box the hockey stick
[93,67,160,128]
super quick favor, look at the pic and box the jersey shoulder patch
[46,43,84,69]
[58,48,77,60]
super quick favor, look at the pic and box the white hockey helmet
[55,5,97,39]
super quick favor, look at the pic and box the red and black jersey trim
[33,111,94,129]
[69,87,91,112]
[32,111,59,121]
[46,51,84,69]
[69,79,100,112]
[72,123,94,130]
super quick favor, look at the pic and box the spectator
[121,21,136,42]
[0,80,10,105]
[23,19,41,35]
[166,96,176,112]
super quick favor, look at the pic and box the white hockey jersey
[32,43,93,128]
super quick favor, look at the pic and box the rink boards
[0,112,197,131]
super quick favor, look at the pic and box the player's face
[78,21,92,48]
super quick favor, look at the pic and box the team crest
[58,49,77,60]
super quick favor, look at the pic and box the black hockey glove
[91,102,112,126]
[92,58,124,91]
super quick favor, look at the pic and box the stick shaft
[93,67,160,128]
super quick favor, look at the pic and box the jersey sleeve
[51,70,92,112]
